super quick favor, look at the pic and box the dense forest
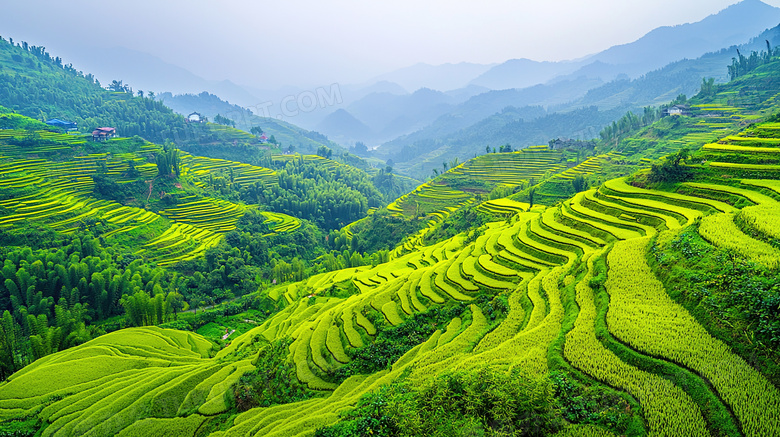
[0,37,189,143]
[2,10,780,437]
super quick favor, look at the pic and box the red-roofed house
[92,127,116,141]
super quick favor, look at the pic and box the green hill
[379,24,780,181]
[0,102,418,384]
[2,34,780,437]
[0,37,189,143]
[0,36,389,182]
[158,91,350,157]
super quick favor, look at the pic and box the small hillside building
[663,105,691,117]
[187,112,205,123]
[45,119,78,130]
[91,127,116,141]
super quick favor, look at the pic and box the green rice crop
[709,162,780,171]
[606,238,780,437]
[683,182,776,205]
[603,178,737,214]
[699,213,780,268]
[703,143,780,153]
[565,250,709,436]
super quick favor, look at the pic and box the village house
[45,119,78,130]
[662,105,691,117]
[186,112,206,123]
[91,127,116,141]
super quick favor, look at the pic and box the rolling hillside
[1,50,780,436]
[0,120,293,267]
[377,23,780,180]
[157,91,351,158]
[2,114,780,435]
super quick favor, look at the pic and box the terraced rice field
[141,222,225,266]
[476,198,530,215]
[700,122,780,173]
[159,198,247,233]
[0,147,236,266]
[0,130,89,157]
[261,211,302,234]
[5,168,780,435]
[389,199,476,258]
[555,155,605,181]
[386,149,568,256]
[389,182,472,216]
[270,153,342,171]
[180,153,277,188]
[4,120,780,435]
[0,327,246,436]
[709,162,780,171]
[449,148,566,185]
[704,143,780,153]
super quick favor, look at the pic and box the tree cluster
[316,145,333,159]
[648,147,691,183]
[240,157,389,230]
[155,142,181,177]
[0,37,189,143]
[728,42,780,81]
[599,108,658,143]
[213,114,236,127]
[223,209,389,285]
[0,236,185,379]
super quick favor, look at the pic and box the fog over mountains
[49,0,780,178]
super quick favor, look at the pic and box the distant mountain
[343,88,456,143]
[158,91,346,155]
[342,81,409,103]
[378,23,780,180]
[315,109,373,145]
[379,77,603,156]
[469,0,780,90]
[293,87,470,146]
[370,62,496,92]
[346,0,780,155]
[60,46,263,108]
[469,59,584,90]
[314,85,497,146]
[444,85,491,101]
[585,0,780,77]
[563,24,780,111]
[229,80,409,134]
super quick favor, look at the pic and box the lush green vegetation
[0,37,188,143]
[232,338,316,411]
[0,106,405,376]
[3,35,780,437]
[649,227,780,384]
[316,368,563,437]
[0,236,185,378]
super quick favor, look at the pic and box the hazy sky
[2,0,779,88]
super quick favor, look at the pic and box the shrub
[316,367,563,437]
[232,338,314,411]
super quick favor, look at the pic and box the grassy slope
[3,56,780,437]
[0,111,301,266]
[158,91,348,157]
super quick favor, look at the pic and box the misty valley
[1,1,780,436]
